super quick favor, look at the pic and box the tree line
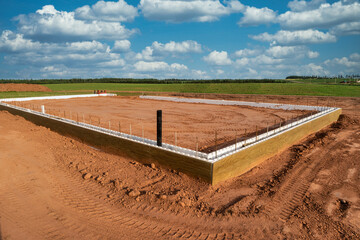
[0,78,287,84]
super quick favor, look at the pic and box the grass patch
[43,83,360,97]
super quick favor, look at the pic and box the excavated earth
[0,94,359,239]
[22,96,312,151]
[0,84,51,92]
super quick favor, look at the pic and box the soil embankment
[0,83,51,92]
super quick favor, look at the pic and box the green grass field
[43,82,360,97]
[0,82,359,99]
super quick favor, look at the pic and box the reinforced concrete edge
[211,108,342,185]
[0,104,212,183]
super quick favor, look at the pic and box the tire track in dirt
[265,126,354,222]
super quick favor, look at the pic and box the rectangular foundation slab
[0,97,341,185]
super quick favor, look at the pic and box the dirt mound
[0,83,51,92]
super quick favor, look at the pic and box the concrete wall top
[0,93,116,102]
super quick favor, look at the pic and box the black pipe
[157,110,162,146]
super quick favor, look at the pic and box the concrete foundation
[0,95,341,184]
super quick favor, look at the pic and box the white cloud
[0,30,41,53]
[266,46,319,59]
[152,40,202,54]
[216,69,224,75]
[134,61,188,72]
[279,1,360,30]
[234,48,260,57]
[322,53,360,75]
[330,21,360,35]
[307,50,319,58]
[0,32,125,70]
[203,50,232,65]
[287,0,326,12]
[350,53,360,61]
[253,55,283,65]
[135,46,154,61]
[234,57,249,66]
[135,40,202,60]
[301,63,329,76]
[325,56,360,68]
[15,5,138,42]
[75,0,138,22]
[67,41,109,52]
[252,30,337,45]
[238,6,277,26]
[139,0,244,23]
[192,69,209,78]
[113,40,131,52]
[98,59,126,67]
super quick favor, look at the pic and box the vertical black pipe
[157,110,162,146]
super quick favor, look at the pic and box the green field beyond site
[43,83,359,97]
[0,82,359,99]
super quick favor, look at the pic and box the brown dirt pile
[0,95,359,239]
[0,83,51,92]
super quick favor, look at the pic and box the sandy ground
[22,96,311,151]
[0,94,359,239]
[0,84,51,92]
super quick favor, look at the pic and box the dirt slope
[0,83,51,92]
[0,95,359,239]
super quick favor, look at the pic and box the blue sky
[0,0,359,79]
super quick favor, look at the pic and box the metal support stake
[157,110,162,146]
[244,129,247,146]
[235,131,237,151]
[142,124,144,142]
[215,131,218,158]
[175,132,177,146]
[196,137,198,157]
[256,125,258,141]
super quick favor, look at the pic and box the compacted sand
[0,94,359,239]
[22,96,312,151]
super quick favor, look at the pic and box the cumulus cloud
[307,51,319,58]
[15,5,138,42]
[350,53,360,61]
[134,61,188,72]
[0,31,125,70]
[234,48,260,57]
[251,30,337,45]
[324,55,360,68]
[287,0,326,12]
[266,46,319,59]
[139,0,244,23]
[113,40,131,52]
[75,0,138,22]
[152,40,202,54]
[238,6,277,26]
[135,40,202,60]
[278,1,360,30]
[0,30,41,53]
[203,50,232,65]
[330,21,360,35]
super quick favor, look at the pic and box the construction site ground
[23,96,311,151]
[0,94,359,239]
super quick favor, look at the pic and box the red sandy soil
[0,83,51,92]
[0,94,359,239]
[21,96,311,151]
